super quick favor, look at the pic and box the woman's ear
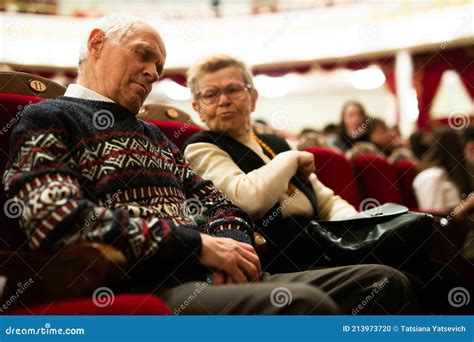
[192,101,206,122]
[87,29,106,58]
[250,88,259,112]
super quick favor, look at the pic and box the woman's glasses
[197,83,252,106]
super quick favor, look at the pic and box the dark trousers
[157,264,417,315]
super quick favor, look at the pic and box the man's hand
[296,151,316,180]
[200,234,261,284]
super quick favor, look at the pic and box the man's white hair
[78,13,147,67]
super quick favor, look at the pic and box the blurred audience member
[462,125,474,190]
[345,118,415,163]
[296,128,327,150]
[252,119,274,135]
[334,100,370,151]
[322,123,340,149]
[413,127,472,211]
[409,129,431,160]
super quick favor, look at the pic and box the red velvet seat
[305,147,361,208]
[0,72,66,250]
[146,119,202,149]
[352,154,403,205]
[8,294,172,315]
[393,160,419,209]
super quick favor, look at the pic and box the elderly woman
[183,54,358,272]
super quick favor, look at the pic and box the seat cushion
[7,294,173,315]
[145,119,202,150]
[306,147,361,208]
[353,154,403,205]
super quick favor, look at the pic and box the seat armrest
[0,243,127,309]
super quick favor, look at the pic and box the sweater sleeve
[2,104,202,267]
[163,141,255,245]
[184,142,300,220]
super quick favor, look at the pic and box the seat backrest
[393,160,419,209]
[0,71,66,250]
[352,154,403,206]
[137,103,198,125]
[145,119,203,150]
[305,147,361,208]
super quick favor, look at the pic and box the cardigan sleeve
[184,142,299,220]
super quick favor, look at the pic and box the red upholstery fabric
[352,154,403,205]
[0,94,46,250]
[145,120,202,149]
[305,147,361,208]
[393,160,419,209]
[7,294,173,315]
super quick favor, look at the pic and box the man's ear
[192,101,206,122]
[250,88,259,112]
[87,29,106,58]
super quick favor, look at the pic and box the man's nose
[144,63,159,83]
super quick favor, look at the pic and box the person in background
[413,127,472,210]
[252,119,274,135]
[345,118,416,163]
[409,129,431,160]
[322,123,340,149]
[334,100,370,151]
[462,125,474,190]
[297,128,327,150]
[459,126,474,259]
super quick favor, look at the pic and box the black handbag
[308,203,434,268]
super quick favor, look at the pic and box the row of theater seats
[0,72,471,314]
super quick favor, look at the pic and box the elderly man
[3,14,416,315]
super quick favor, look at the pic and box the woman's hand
[296,151,316,180]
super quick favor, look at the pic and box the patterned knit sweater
[3,96,254,278]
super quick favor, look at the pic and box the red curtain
[413,46,474,130]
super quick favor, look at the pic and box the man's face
[90,23,165,114]
[192,66,258,136]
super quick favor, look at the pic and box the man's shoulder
[16,97,97,133]
[18,97,68,123]
[21,97,82,117]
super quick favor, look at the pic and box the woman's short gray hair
[187,54,254,99]
[78,13,145,67]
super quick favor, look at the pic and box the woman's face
[192,66,258,137]
[343,104,365,136]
